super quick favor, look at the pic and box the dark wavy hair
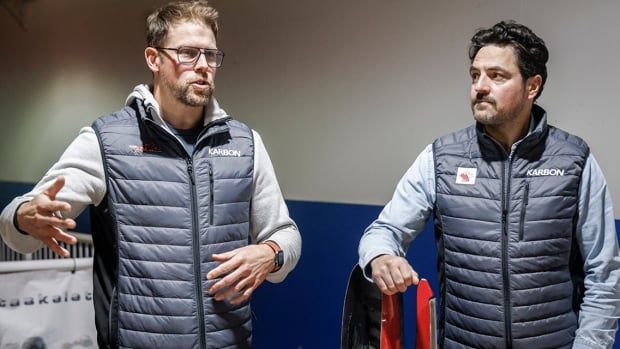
[146,1,219,48]
[469,21,549,100]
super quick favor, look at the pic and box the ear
[145,47,161,73]
[525,75,542,100]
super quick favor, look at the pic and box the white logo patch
[208,148,241,157]
[526,168,565,177]
[456,167,477,185]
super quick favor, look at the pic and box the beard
[471,93,526,126]
[161,72,213,107]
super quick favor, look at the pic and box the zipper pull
[186,159,195,185]
[523,182,529,206]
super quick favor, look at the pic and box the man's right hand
[15,176,78,257]
[370,254,419,295]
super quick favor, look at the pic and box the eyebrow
[469,65,509,73]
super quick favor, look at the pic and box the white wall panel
[1,0,618,215]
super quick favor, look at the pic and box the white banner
[0,260,96,349]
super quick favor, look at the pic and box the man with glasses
[358,21,619,348]
[0,1,301,348]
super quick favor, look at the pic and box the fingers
[32,213,76,231]
[211,286,238,303]
[209,267,247,296]
[399,262,419,286]
[41,226,74,257]
[233,273,255,294]
[210,273,259,305]
[371,255,417,295]
[389,263,418,293]
[43,236,70,257]
[211,250,235,262]
[50,226,78,245]
[207,254,240,280]
[373,275,393,295]
[229,286,254,305]
[44,176,66,200]
[36,201,72,216]
[211,279,254,305]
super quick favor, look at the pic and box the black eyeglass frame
[154,46,225,68]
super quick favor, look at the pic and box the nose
[473,75,490,94]
[194,51,213,72]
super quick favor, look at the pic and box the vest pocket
[208,162,214,225]
[108,286,118,347]
[519,182,529,241]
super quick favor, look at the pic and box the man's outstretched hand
[16,176,77,257]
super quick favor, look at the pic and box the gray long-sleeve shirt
[359,144,620,349]
[0,85,301,283]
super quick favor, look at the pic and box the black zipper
[485,130,537,348]
[487,134,513,349]
[500,158,513,349]
[519,182,529,241]
[144,120,208,347]
[187,158,207,349]
[144,117,231,349]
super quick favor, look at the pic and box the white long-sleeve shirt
[0,84,301,283]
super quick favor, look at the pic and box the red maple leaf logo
[459,173,470,182]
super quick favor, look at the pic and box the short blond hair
[146,0,219,47]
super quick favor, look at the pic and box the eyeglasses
[155,46,225,68]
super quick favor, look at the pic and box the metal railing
[0,232,94,262]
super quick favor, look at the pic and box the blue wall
[254,200,620,348]
[251,200,438,349]
[1,182,619,347]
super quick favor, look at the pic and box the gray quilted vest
[90,100,254,349]
[433,105,589,349]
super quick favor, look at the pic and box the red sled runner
[341,266,437,349]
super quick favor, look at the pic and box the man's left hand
[207,244,275,304]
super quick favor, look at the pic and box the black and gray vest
[90,100,254,349]
[433,105,589,349]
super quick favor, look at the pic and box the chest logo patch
[129,143,161,154]
[456,167,477,185]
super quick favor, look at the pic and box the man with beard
[358,21,619,348]
[0,1,301,348]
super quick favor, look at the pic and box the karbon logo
[527,168,565,177]
[209,148,241,157]
[0,292,92,308]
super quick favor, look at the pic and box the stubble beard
[471,96,526,127]
[163,74,213,107]
[178,83,212,107]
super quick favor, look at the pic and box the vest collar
[476,104,548,157]
[125,84,230,130]
[127,84,232,140]
[517,104,548,151]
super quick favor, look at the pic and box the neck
[153,85,205,130]
[485,107,532,152]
